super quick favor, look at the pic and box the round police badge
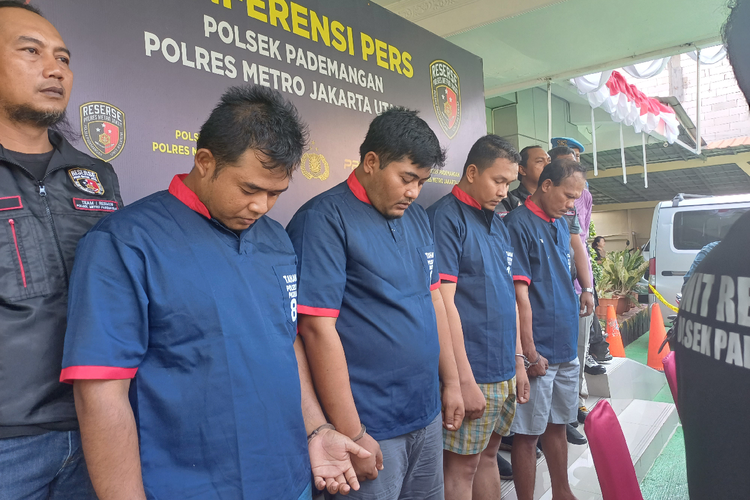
[68,168,105,196]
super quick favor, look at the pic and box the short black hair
[517,145,545,180]
[462,135,520,176]
[538,158,586,188]
[724,1,750,104]
[196,85,308,178]
[0,1,42,16]
[548,146,576,161]
[519,145,544,168]
[359,107,445,170]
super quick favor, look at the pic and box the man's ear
[518,163,528,179]
[465,164,479,183]
[361,151,381,176]
[193,149,217,179]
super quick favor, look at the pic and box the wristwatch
[581,287,594,293]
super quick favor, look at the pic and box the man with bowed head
[288,107,464,500]
[61,85,369,500]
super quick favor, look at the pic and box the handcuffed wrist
[307,423,335,444]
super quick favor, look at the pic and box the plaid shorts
[443,378,517,455]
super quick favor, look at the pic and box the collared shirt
[427,186,517,383]
[498,183,582,234]
[503,198,578,364]
[61,175,310,500]
[286,171,441,441]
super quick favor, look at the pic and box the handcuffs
[515,353,541,371]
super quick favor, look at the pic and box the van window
[673,208,750,250]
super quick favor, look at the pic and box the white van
[648,193,750,321]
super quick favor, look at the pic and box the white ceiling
[374,0,730,97]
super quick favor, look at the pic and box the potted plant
[595,250,650,319]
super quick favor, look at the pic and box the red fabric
[662,351,679,416]
[168,174,211,219]
[297,304,340,318]
[606,71,676,119]
[430,281,440,291]
[60,366,138,384]
[585,400,644,500]
[439,273,458,283]
[451,185,481,210]
[513,275,531,285]
[525,198,553,223]
[346,172,371,205]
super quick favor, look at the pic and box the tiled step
[585,357,667,401]
[499,398,678,499]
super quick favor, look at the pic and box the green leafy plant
[588,221,605,291]
[596,250,649,303]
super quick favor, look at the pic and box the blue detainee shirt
[427,186,517,383]
[61,175,311,500]
[503,198,578,364]
[286,172,441,441]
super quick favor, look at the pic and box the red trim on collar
[525,197,553,223]
[347,172,371,205]
[451,185,481,210]
[168,174,211,219]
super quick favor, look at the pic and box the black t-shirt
[8,149,55,180]
[676,210,750,499]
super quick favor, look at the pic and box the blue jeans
[0,430,97,499]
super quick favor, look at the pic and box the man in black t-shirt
[677,3,750,496]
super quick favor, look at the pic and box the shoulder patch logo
[80,101,126,162]
[430,60,461,139]
[68,168,105,196]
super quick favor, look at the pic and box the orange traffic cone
[647,303,670,371]
[606,305,626,358]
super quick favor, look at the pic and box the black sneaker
[566,423,587,445]
[584,355,606,375]
[497,453,513,480]
[590,349,613,363]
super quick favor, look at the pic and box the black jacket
[0,131,122,438]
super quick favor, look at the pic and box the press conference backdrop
[37,0,486,224]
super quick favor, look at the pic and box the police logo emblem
[300,142,330,181]
[80,101,126,162]
[430,60,461,139]
[68,168,105,196]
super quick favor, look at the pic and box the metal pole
[696,48,702,155]
[620,122,627,184]
[547,80,552,149]
[642,132,648,188]
[591,107,598,176]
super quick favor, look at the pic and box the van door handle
[661,271,687,276]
